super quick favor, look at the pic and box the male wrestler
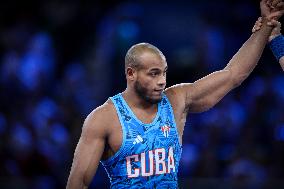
[67,0,284,188]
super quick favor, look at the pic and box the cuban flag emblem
[161,125,171,138]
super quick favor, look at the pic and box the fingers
[252,17,263,33]
[278,20,282,29]
[264,0,273,8]
[252,16,282,34]
[252,25,262,32]
[268,0,281,8]
[271,0,282,8]
[266,0,274,10]
[267,9,284,19]
[267,19,281,27]
[252,27,260,33]
[275,2,284,10]
[269,20,282,42]
[265,1,284,20]
[256,18,263,28]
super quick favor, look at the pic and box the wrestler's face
[133,51,167,104]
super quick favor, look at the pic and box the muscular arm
[66,106,108,189]
[166,18,273,113]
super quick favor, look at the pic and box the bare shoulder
[165,83,193,110]
[87,99,115,123]
[82,99,116,137]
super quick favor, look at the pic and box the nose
[157,75,166,86]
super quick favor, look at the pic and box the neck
[122,87,157,110]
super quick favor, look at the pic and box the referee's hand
[252,17,282,42]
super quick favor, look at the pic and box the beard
[134,80,162,104]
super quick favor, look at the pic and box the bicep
[67,116,106,188]
[183,69,235,113]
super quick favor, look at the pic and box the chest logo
[133,135,143,145]
[161,125,171,138]
[126,147,175,177]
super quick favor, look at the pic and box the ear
[126,67,137,81]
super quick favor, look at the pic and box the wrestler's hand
[269,19,282,41]
[261,0,284,20]
[252,17,281,42]
[252,17,263,33]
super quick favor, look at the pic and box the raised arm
[268,21,284,71]
[166,0,284,114]
[66,106,108,189]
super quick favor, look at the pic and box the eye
[150,72,158,77]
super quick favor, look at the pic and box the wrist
[261,16,275,26]
[269,34,282,42]
[269,35,284,61]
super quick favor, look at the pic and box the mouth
[153,89,164,94]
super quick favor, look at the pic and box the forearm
[66,181,88,189]
[224,18,273,85]
[66,153,97,189]
[66,140,99,189]
[66,174,88,189]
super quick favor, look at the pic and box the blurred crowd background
[1,0,284,188]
